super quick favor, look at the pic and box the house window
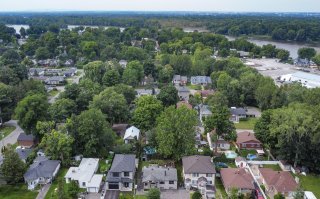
[82,182,86,187]
[124,172,129,177]
[144,183,148,186]
[160,182,165,184]
[124,182,129,188]
[206,174,212,177]
[113,172,119,177]
[208,181,212,185]
[192,180,196,185]
[169,181,174,184]
[192,173,199,177]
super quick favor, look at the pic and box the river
[225,36,320,59]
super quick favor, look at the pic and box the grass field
[0,184,38,199]
[48,90,59,97]
[0,126,16,140]
[300,174,320,198]
[215,178,227,199]
[234,118,258,129]
[262,164,282,171]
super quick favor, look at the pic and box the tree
[146,188,161,199]
[67,109,115,157]
[68,180,80,199]
[122,60,144,86]
[229,188,239,199]
[312,54,320,67]
[274,193,285,199]
[206,91,228,107]
[35,47,51,60]
[123,46,147,61]
[112,84,136,104]
[15,94,48,135]
[293,188,305,199]
[255,77,277,110]
[156,106,197,161]
[277,49,290,61]
[192,191,202,199]
[133,96,163,131]
[170,54,192,76]
[84,61,106,84]
[102,69,120,87]
[19,27,26,38]
[0,83,15,124]
[40,130,74,164]
[298,47,316,60]
[90,89,129,124]
[157,85,179,107]
[36,121,55,136]
[0,147,26,184]
[48,98,76,123]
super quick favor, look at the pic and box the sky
[0,0,319,12]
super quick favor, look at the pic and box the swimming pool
[247,154,258,160]
[225,151,238,159]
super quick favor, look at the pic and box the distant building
[44,76,65,85]
[119,60,128,68]
[236,131,262,150]
[172,75,188,85]
[176,86,190,101]
[230,107,247,123]
[294,58,310,67]
[198,105,212,123]
[220,168,254,195]
[191,76,212,85]
[17,133,37,148]
[280,72,320,88]
[123,126,140,144]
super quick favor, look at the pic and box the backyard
[0,126,16,140]
[215,178,227,199]
[234,118,258,130]
[48,89,59,97]
[299,174,320,198]
[0,184,38,199]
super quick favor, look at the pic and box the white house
[24,159,61,190]
[123,126,140,144]
[142,165,178,190]
[235,157,247,168]
[65,158,102,193]
[207,133,231,151]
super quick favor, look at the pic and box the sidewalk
[36,184,51,199]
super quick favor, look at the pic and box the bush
[147,188,160,199]
[192,191,202,199]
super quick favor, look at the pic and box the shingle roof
[236,131,261,144]
[259,168,298,193]
[230,107,246,116]
[109,154,136,172]
[17,133,35,142]
[182,155,216,174]
[220,168,254,190]
[16,148,33,161]
[124,126,140,140]
[190,76,212,84]
[24,160,60,181]
[142,166,177,182]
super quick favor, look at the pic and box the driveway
[104,190,119,199]
[36,184,51,199]
[0,120,23,154]
[160,189,190,199]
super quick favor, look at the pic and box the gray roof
[200,105,212,115]
[176,86,190,93]
[173,75,187,82]
[17,133,35,142]
[230,107,246,116]
[109,154,136,173]
[16,148,33,161]
[190,76,212,84]
[46,76,65,82]
[24,160,60,181]
[182,155,216,174]
[142,166,177,182]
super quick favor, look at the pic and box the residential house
[207,133,230,151]
[220,168,255,195]
[279,160,292,172]
[258,168,298,198]
[123,126,140,144]
[176,86,190,101]
[16,148,33,163]
[112,124,129,137]
[17,133,37,148]
[28,68,45,76]
[63,67,77,77]
[45,68,63,76]
[199,105,212,123]
[44,76,65,85]
[294,58,310,67]
[142,165,178,190]
[65,158,102,193]
[135,89,159,97]
[24,159,61,190]
[236,131,262,150]
[230,107,247,123]
[106,154,136,191]
[195,132,207,149]
[235,157,247,168]
[198,90,215,99]
[182,155,216,198]
[190,76,212,85]
[64,59,74,67]
[237,51,250,58]
[172,75,188,85]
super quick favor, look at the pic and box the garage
[108,183,119,190]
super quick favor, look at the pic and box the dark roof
[16,148,33,161]
[230,107,246,116]
[182,155,216,174]
[24,160,60,181]
[109,154,135,172]
[17,133,35,142]
[112,124,129,137]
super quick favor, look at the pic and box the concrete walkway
[0,120,23,154]
[36,184,51,199]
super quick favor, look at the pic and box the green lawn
[0,126,16,140]
[215,178,228,199]
[300,174,320,198]
[234,118,258,129]
[262,164,282,171]
[187,84,201,90]
[48,90,59,97]
[0,184,38,199]
[135,195,147,199]
[238,149,257,157]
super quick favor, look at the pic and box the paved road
[0,120,23,154]
[36,184,51,199]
